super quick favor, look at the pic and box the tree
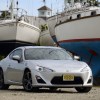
[40,24,48,32]
[0,11,10,19]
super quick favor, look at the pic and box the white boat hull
[55,15,100,42]
[0,20,40,44]
[0,20,40,55]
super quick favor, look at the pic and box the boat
[0,0,40,55]
[54,0,100,85]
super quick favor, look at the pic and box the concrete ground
[0,86,100,100]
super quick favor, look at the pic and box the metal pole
[10,0,14,19]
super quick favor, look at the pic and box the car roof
[17,46,62,50]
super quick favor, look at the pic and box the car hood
[29,60,87,72]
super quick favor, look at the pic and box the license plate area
[63,74,74,81]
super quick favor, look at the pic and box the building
[38,5,52,20]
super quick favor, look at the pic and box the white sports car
[0,46,93,92]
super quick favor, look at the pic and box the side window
[9,49,22,60]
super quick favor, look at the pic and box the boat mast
[10,0,14,19]
[43,0,46,6]
[64,0,67,10]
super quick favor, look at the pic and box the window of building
[48,12,50,15]
[41,12,44,15]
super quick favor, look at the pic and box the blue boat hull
[57,40,100,85]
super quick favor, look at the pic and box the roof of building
[38,6,52,11]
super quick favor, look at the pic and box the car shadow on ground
[1,88,78,94]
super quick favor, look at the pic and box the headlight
[81,66,90,72]
[35,65,54,72]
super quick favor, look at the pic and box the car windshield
[24,48,73,60]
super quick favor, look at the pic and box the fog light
[35,75,46,84]
[88,79,92,83]
[87,76,92,83]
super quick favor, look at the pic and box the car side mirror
[12,55,21,63]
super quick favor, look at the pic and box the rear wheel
[49,87,58,91]
[0,69,9,90]
[23,70,33,92]
[75,87,92,93]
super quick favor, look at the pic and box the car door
[6,49,25,84]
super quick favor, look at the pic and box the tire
[0,69,9,90]
[75,87,92,93]
[49,87,58,91]
[23,70,33,92]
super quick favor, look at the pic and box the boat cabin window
[59,20,62,23]
[77,14,81,19]
[70,16,72,20]
[91,11,96,16]
[48,12,50,15]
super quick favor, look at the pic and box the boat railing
[13,8,29,22]
[56,6,100,25]
[13,8,27,18]
[0,8,29,23]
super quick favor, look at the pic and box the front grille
[51,76,83,85]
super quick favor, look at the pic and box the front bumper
[31,70,93,88]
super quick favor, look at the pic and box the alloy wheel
[23,71,33,92]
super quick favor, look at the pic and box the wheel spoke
[24,81,33,90]
[25,72,31,79]
[28,82,33,90]
[25,83,29,90]
[23,78,28,83]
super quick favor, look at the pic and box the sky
[0,0,64,16]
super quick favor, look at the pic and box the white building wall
[38,10,51,18]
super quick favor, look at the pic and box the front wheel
[23,70,33,92]
[0,69,9,90]
[49,87,58,91]
[75,87,92,93]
